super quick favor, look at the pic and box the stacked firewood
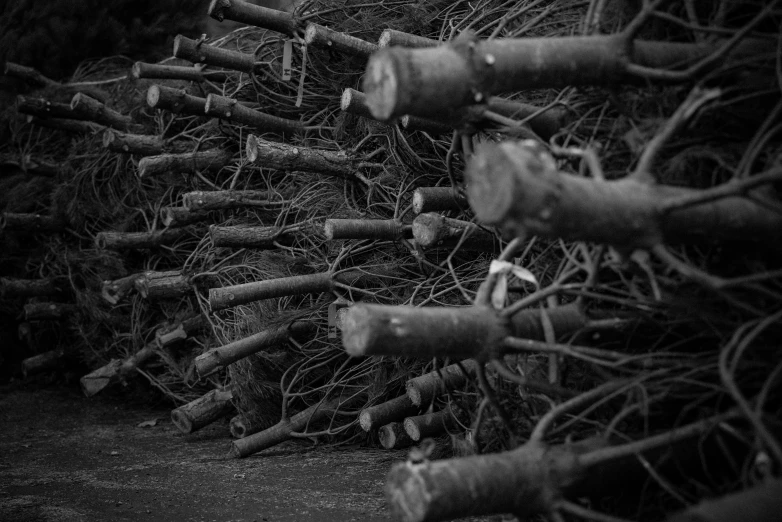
[1,1,781,521]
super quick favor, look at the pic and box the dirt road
[0,384,400,522]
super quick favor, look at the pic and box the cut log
[155,315,206,348]
[209,269,380,311]
[364,34,768,120]
[378,29,438,49]
[208,0,299,37]
[412,213,496,251]
[304,24,378,57]
[404,408,462,441]
[209,224,294,249]
[170,387,235,434]
[102,129,165,156]
[134,271,192,300]
[160,206,210,228]
[24,302,78,321]
[359,394,420,432]
[339,88,433,130]
[343,303,586,359]
[138,149,232,178]
[101,273,144,304]
[379,422,414,449]
[230,414,265,439]
[183,189,281,211]
[412,187,468,214]
[79,343,157,397]
[70,93,141,132]
[174,35,256,74]
[406,361,479,407]
[95,229,186,250]
[0,212,66,233]
[206,96,303,134]
[21,349,64,377]
[0,277,60,298]
[246,134,354,177]
[131,61,228,82]
[324,219,411,241]
[230,398,340,458]
[466,140,782,249]
[195,321,315,377]
[17,95,79,120]
[146,85,208,116]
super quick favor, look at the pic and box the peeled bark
[174,35,256,74]
[208,0,299,37]
[103,129,165,156]
[364,34,768,120]
[101,273,144,305]
[230,399,340,458]
[304,24,378,57]
[378,29,438,49]
[379,422,414,449]
[210,224,293,249]
[403,409,460,441]
[205,95,303,134]
[135,271,192,300]
[160,206,210,228]
[360,394,420,432]
[195,321,315,377]
[324,219,411,241]
[412,213,496,251]
[665,479,782,522]
[0,212,66,233]
[412,187,468,214]
[183,189,280,211]
[70,93,140,132]
[171,387,235,434]
[138,149,232,178]
[246,134,354,177]
[209,269,375,311]
[21,349,64,377]
[0,277,60,298]
[131,61,228,82]
[95,229,185,250]
[466,140,782,249]
[343,303,586,359]
[24,302,78,321]
[406,361,479,407]
[146,85,208,116]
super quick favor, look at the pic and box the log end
[146,85,161,108]
[406,382,423,407]
[171,407,194,434]
[385,461,431,522]
[340,304,374,356]
[411,213,443,248]
[303,24,319,46]
[95,232,108,250]
[130,62,143,80]
[403,417,421,441]
[340,88,355,112]
[363,49,400,121]
[69,92,84,110]
[358,409,373,432]
[465,141,525,227]
[228,440,244,459]
[323,220,337,240]
[172,35,185,59]
[229,415,250,439]
[137,157,153,178]
[245,134,259,163]
[378,30,392,48]
[160,207,176,228]
[102,129,117,149]
[194,351,218,379]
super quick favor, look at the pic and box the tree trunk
[246,135,354,177]
[195,321,314,377]
[171,387,235,434]
[208,0,299,37]
[24,302,78,321]
[160,206,210,228]
[403,408,461,441]
[206,95,303,134]
[138,149,232,178]
[21,349,64,377]
[134,271,192,300]
[146,85,209,116]
[0,277,60,298]
[379,421,414,449]
[363,34,767,120]
[360,394,420,432]
[412,213,496,251]
[17,95,79,120]
[174,35,256,74]
[102,129,165,156]
[406,361,479,407]
[230,398,340,458]
[1,212,66,233]
[131,61,228,82]
[304,23,378,57]
[95,229,186,250]
[466,141,782,249]
[183,189,281,211]
[412,187,468,214]
[209,224,293,249]
[324,219,411,241]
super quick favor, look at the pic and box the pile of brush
[1,1,781,521]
